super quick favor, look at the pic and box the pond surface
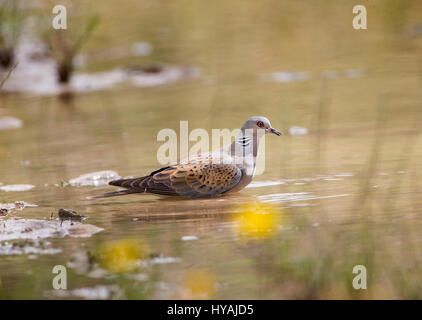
[0,0,421,299]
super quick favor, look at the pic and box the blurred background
[0,0,421,299]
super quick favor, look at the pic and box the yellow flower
[183,269,216,299]
[97,239,146,273]
[234,202,281,239]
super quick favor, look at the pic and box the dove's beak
[268,127,282,136]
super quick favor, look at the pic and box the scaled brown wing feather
[109,159,242,197]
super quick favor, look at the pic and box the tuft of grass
[0,61,16,90]
[41,11,99,83]
[0,0,26,69]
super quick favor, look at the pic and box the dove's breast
[223,168,254,194]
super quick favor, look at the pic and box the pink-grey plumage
[90,116,281,199]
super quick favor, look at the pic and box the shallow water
[0,0,422,299]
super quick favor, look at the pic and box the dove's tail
[86,189,137,199]
[86,176,150,199]
[88,171,178,199]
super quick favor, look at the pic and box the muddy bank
[0,36,200,96]
[0,218,103,242]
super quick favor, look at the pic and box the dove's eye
[256,121,264,128]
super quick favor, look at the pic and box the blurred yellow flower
[183,269,216,299]
[97,239,146,273]
[234,202,281,239]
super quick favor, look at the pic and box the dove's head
[241,116,281,136]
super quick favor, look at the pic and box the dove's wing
[109,156,242,197]
[154,160,242,197]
